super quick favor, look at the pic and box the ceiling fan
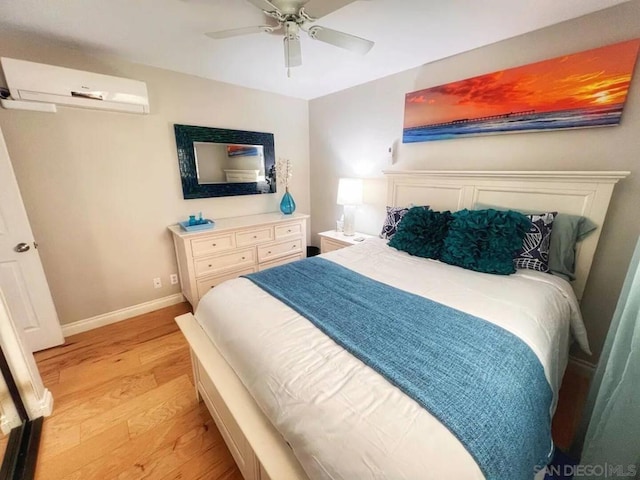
[205,0,375,74]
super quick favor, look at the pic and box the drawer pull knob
[253,235,257,239]
[268,251,271,254]
[287,229,292,233]
[242,256,246,260]
[212,243,217,247]
[208,264,212,267]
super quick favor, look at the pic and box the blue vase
[279,188,296,215]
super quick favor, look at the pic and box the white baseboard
[35,388,54,418]
[62,293,185,337]
[568,355,597,378]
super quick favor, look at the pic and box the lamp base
[343,205,356,236]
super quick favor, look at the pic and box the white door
[0,126,64,352]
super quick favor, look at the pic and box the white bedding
[196,238,587,479]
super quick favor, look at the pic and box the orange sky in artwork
[404,39,640,128]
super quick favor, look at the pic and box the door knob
[15,242,31,253]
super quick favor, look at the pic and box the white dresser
[169,212,309,308]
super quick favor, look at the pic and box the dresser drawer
[236,227,274,247]
[257,239,302,263]
[197,267,256,299]
[274,222,302,240]
[195,248,255,277]
[191,233,235,257]
[259,253,303,271]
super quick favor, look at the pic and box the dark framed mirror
[174,124,276,199]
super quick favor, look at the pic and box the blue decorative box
[178,219,215,232]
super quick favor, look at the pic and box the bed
[176,170,628,480]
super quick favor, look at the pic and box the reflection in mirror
[0,344,43,479]
[194,143,265,184]
[174,124,276,199]
[0,371,16,465]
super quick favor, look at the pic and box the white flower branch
[276,158,293,189]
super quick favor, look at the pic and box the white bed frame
[176,170,629,480]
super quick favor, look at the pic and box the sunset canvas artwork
[403,39,640,143]
[227,145,259,157]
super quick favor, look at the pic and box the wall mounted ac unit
[0,57,149,114]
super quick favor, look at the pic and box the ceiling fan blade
[302,0,357,19]
[307,26,374,55]
[284,35,302,68]
[246,0,280,12]
[205,25,274,39]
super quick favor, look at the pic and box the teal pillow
[474,203,597,280]
[441,209,531,275]
[389,207,453,259]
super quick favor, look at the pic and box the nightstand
[318,230,376,254]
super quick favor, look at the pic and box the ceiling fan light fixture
[284,34,302,75]
[203,0,375,72]
[283,21,302,74]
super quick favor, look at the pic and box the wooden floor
[552,361,591,452]
[32,303,590,479]
[33,303,242,480]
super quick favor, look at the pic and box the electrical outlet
[153,277,162,289]
[170,274,179,285]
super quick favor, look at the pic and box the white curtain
[575,236,640,479]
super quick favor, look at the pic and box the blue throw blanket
[244,257,553,479]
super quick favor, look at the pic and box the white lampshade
[336,178,363,206]
[336,178,363,236]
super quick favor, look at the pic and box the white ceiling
[0,0,628,99]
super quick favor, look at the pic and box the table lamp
[336,178,363,236]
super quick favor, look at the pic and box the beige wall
[0,30,310,325]
[309,0,640,364]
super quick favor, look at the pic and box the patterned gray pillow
[514,212,556,272]
[380,206,409,240]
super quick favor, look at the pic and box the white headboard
[384,170,629,300]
